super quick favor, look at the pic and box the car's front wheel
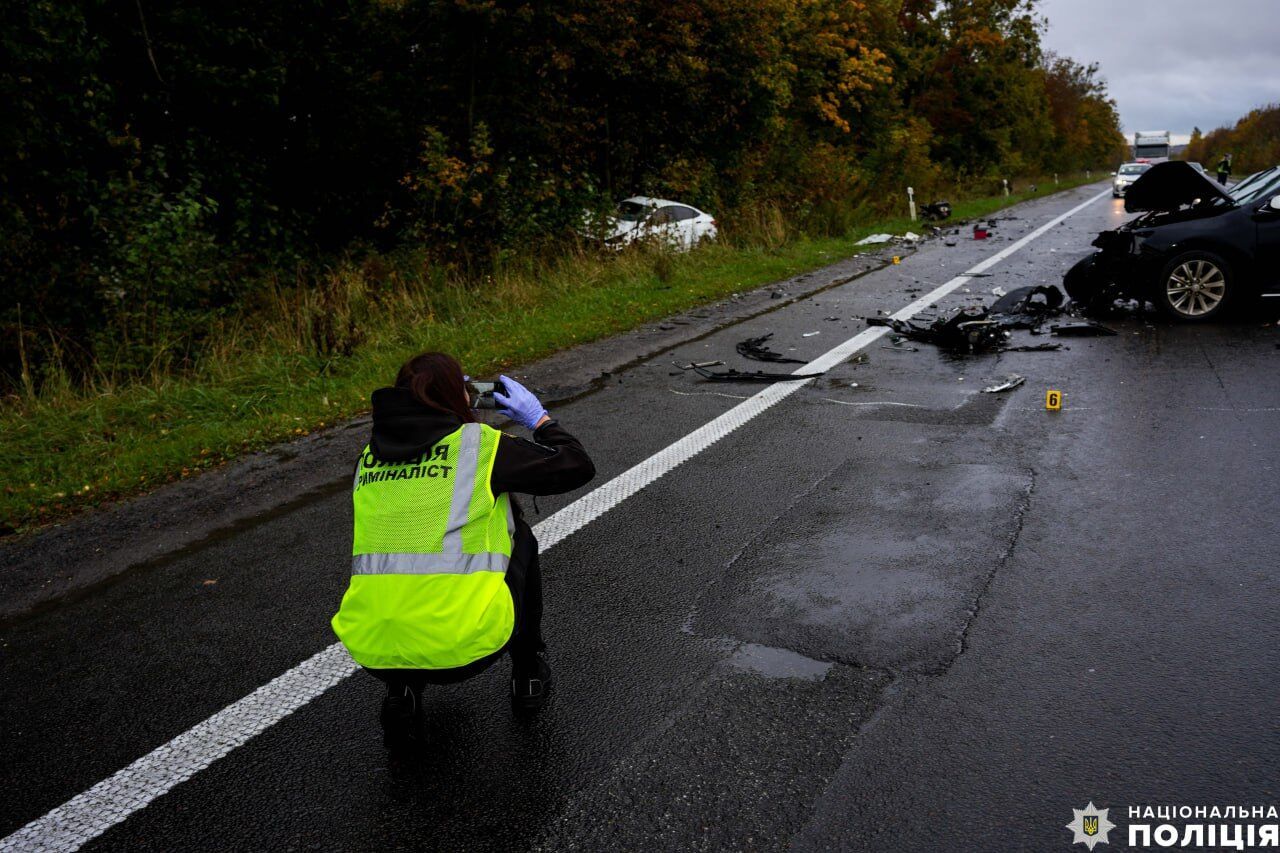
[1156,250,1232,322]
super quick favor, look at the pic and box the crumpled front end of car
[1064,227,1165,309]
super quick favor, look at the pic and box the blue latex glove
[494,375,549,430]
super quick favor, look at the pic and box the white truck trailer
[1133,131,1171,161]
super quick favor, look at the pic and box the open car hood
[1125,161,1232,213]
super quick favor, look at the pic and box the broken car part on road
[982,375,1026,394]
[736,334,807,364]
[691,366,827,383]
[988,285,1066,328]
[1049,322,1116,337]
[866,310,1010,353]
[865,283,1113,353]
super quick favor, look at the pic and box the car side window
[668,206,699,222]
[650,206,678,224]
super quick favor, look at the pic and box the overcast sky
[1038,0,1280,144]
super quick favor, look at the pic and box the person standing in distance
[1216,153,1232,186]
[332,352,595,747]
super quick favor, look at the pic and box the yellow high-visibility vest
[332,422,514,669]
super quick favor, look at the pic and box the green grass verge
[0,175,1099,532]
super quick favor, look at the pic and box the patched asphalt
[3,183,1278,851]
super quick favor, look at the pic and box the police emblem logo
[1066,802,1115,850]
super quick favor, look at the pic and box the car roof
[620,196,704,213]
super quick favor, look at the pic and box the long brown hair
[394,352,476,423]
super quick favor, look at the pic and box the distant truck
[1133,131,1171,161]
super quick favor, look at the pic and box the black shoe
[380,685,422,749]
[511,652,552,713]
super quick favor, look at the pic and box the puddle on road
[726,642,832,681]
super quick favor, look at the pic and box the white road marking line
[668,388,752,401]
[1,187,1109,853]
[821,399,929,408]
[1194,406,1280,413]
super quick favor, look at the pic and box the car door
[647,206,679,245]
[664,206,701,249]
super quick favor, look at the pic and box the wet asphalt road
[3,182,1279,851]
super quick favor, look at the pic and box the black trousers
[366,520,544,692]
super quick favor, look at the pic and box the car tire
[1155,250,1232,322]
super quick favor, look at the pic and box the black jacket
[367,387,596,500]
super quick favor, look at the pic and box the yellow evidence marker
[892,256,901,265]
[1046,389,1063,411]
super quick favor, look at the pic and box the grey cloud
[1038,0,1280,138]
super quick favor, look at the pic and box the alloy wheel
[1166,259,1226,317]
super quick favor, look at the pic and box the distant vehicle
[1133,130,1171,160]
[1065,161,1280,321]
[1112,162,1153,197]
[594,197,717,251]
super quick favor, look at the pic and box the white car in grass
[597,197,718,251]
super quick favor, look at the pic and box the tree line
[1,0,1126,393]
[1184,105,1280,176]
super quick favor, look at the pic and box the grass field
[0,176,1099,533]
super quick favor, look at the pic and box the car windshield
[616,201,651,222]
[1118,164,1150,175]
[1229,166,1280,203]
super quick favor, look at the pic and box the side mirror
[1271,195,1280,211]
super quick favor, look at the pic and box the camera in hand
[468,380,505,409]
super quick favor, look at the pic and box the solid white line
[0,187,1109,853]
[820,399,929,409]
[668,388,752,401]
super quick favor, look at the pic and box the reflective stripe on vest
[347,421,513,576]
[332,422,516,670]
[351,551,509,575]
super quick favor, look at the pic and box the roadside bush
[1,0,1127,400]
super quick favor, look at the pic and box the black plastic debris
[736,333,807,364]
[1050,321,1117,337]
[864,283,1075,354]
[692,366,825,382]
[921,200,952,221]
[989,284,1067,330]
[1005,343,1063,352]
[867,308,1009,353]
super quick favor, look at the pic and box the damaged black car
[1065,161,1280,321]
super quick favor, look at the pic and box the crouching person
[331,352,595,747]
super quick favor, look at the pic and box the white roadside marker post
[907,186,916,222]
[1003,178,1009,197]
